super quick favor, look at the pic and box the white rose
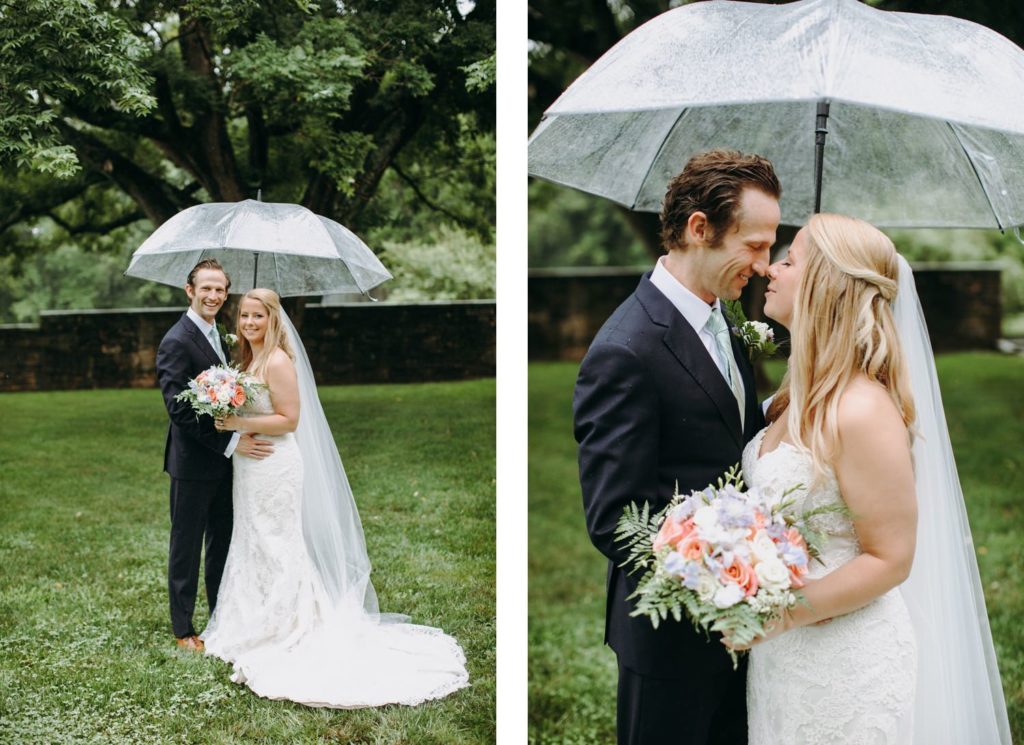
[693,505,719,530]
[755,558,791,590]
[217,388,231,404]
[750,530,780,564]
[712,583,745,609]
[696,573,718,602]
[750,321,774,342]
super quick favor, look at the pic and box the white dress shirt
[185,307,240,458]
[649,256,734,381]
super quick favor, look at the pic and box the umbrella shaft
[814,100,830,214]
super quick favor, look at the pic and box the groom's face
[185,268,229,324]
[691,187,779,302]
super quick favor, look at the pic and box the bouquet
[615,466,833,666]
[174,364,264,419]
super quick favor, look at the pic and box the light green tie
[208,327,226,365]
[705,307,745,429]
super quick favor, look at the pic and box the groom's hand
[235,432,274,460]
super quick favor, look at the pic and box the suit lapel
[181,313,223,368]
[636,278,744,448]
[729,326,761,440]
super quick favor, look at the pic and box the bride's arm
[769,381,917,637]
[219,351,300,435]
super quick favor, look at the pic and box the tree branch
[390,162,476,229]
[56,120,198,226]
[45,208,147,236]
[0,173,105,235]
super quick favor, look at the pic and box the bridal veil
[893,255,1011,744]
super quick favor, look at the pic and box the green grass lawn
[0,379,495,744]
[529,355,1024,744]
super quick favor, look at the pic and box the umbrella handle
[814,100,830,214]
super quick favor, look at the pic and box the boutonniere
[217,323,238,349]
[723,300,779,361]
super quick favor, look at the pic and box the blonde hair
[237,288,294,379]
[766,213,915,477]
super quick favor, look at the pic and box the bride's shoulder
[265,347,297,379]
[836,375,904,438]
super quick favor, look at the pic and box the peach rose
[676,534,710,561]
[653,516,695,551]
[721,558,759,597]
[231,388,247,407]
[786,527,808,553]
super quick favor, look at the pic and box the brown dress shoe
[175,634,205,652]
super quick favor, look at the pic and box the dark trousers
[617,656,747,745]
[168,475,233,638]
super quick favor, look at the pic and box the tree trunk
[177,16,246,202]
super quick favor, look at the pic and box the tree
[0,0,495,259]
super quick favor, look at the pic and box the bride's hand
[721,613,789,651]
[215,414,241,432]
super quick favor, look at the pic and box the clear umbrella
[528,0,1024,229]
[125,199,392,296]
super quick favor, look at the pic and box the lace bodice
[742,427,916,744]
[240,385,274,416]
[741,429,860,578]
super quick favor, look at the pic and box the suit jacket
[573,273,766,677]
[156,312,235,481]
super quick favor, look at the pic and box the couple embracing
[156,260,468,707]
[575,151,1010,744]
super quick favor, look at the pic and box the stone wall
[0,301,495,392]
[529,263,1001,361]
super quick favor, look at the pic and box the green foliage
[378,226,495,301]
[528,180,650,267]
[462,53,496,93]
[0,378,495,742]
[364,120,496,244]
[227,23,366,119]
[613,501,661,574]
[0,0,155,176]
[529,358,1024,742]
[0,226,178,324]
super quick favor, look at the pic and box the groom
[574,150,781,744]
[155,259,273,651]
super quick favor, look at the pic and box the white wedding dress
[201,385,469,707]
[742,428,917,745]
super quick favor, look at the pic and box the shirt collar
[186,306,216,337]
[650,255,722,335]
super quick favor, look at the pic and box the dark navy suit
[156,312,235,638]
[574,273,765,745]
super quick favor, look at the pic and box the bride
[203,288,468,707]
[731,214,1010,744]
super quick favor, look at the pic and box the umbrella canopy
[125,199,392,296]
[528,0,1024,229]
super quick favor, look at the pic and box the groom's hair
[186,258,231,290]
[660,150,781,251]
